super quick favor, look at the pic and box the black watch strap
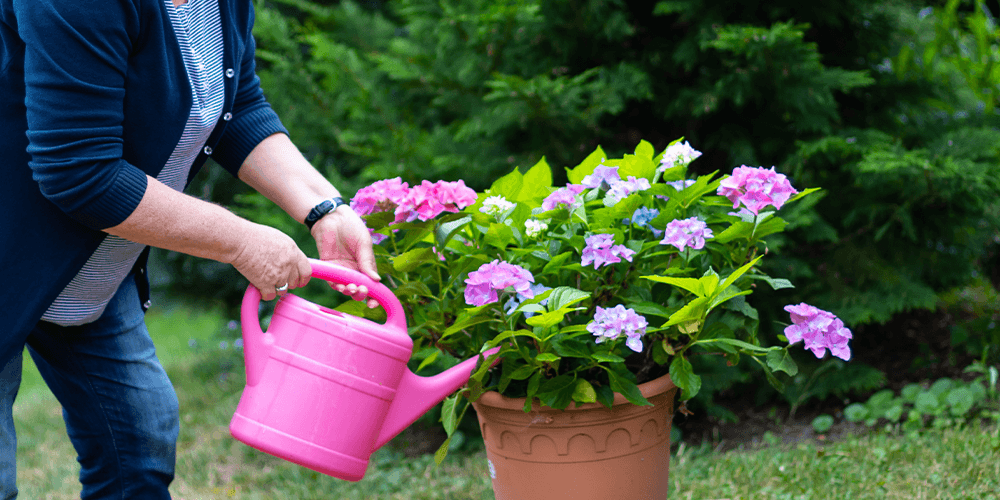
[304,196,346,229]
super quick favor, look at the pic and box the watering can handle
[240,259,405,385]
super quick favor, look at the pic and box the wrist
[304,196,348,229]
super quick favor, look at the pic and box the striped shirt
[42,0,225,325]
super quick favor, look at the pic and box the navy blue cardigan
[0,0,287,357]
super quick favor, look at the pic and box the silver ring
[275,283,289,292]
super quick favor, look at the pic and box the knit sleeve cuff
[63,161,149,230]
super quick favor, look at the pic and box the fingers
[333,282,379,308]
[231,222,310,302]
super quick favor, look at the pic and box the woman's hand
[229,223,312,301]
[310,206,381,308]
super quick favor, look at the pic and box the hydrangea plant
[349,138,852,449]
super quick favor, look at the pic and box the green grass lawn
[13,306,1000,499]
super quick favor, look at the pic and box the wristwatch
[304,196,347,229]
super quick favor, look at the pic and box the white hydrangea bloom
[480,195,515,216]
[525,219,548,238]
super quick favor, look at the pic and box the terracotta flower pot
[471,374,677,500]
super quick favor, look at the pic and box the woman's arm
[104,176,311,301]
[238,133,380,305]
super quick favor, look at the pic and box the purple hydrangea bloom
[666,179,696,191]
[717,166,798,215]
[581,234,636,269]
[658,141,702,172]
[660,217,713,251]
[542,184,586,211]
[464,260,535,306]
[581,164,621,190]
[784,303,852,360]
[605,176,651,206]
[587,305,649,352]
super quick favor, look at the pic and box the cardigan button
[225,68,234,78]
[223,112,233,121]
[203,146,213,155]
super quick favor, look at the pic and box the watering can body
[231,259,496,482]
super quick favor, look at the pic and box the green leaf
[915,391,943,415]
[714,221,755,244]
[635,139,655,160]
[695,337,774,354]
[664,296,709,327]
[747,274,795,290]
[642,276,707,297]
[486,329,538,347]
[669,355,702,400]
[434,437,451,466]
[946,387,974,417]
[751,216,788,240]
[572,379,598,403]
[538,374,577,409]
[391,247,436,272]
[542,252,573,274]
[416,351,440,372]
[490,168,524,200]
[593,352,626,363]
[608,370,651,406]
[787,187,821,203]
[629,301,675,318]
[594,383,615,408]
[536,353,560,363]
[698,272,720,298]
[506,363,537,381]
[393,280,435,299]
[525,307,579,329]
[719,256,763,291]
[440,313,495,340]
[765,348,799,376]
[844,403,869,422]
[520,157,553,202]
[547,286,591,311]
[441,395,460,436]
[484,222,515,249]
[708,285,752,312]
[567,146,608,184]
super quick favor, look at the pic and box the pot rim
[472,373,676,412]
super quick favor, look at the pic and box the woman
[0,0,378,497]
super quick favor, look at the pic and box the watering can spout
[375,347,500,449]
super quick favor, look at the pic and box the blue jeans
[0,275,178,499]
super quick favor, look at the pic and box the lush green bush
[153,0,1000,413]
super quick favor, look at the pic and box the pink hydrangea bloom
[581,164,621,190]
[542,184,586,211]
[350,177,411,216]
[587,305,649,352]
[717,166,798,215]
[464,260,535,306]
[581,234,635,269]
[660,217,713,251]
[784,303,852,360]
[396,179,478,222]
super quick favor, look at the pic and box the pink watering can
[231,259,498,481]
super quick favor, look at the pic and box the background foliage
[154,0,1000,413]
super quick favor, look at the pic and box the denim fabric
[0,275,178,499]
